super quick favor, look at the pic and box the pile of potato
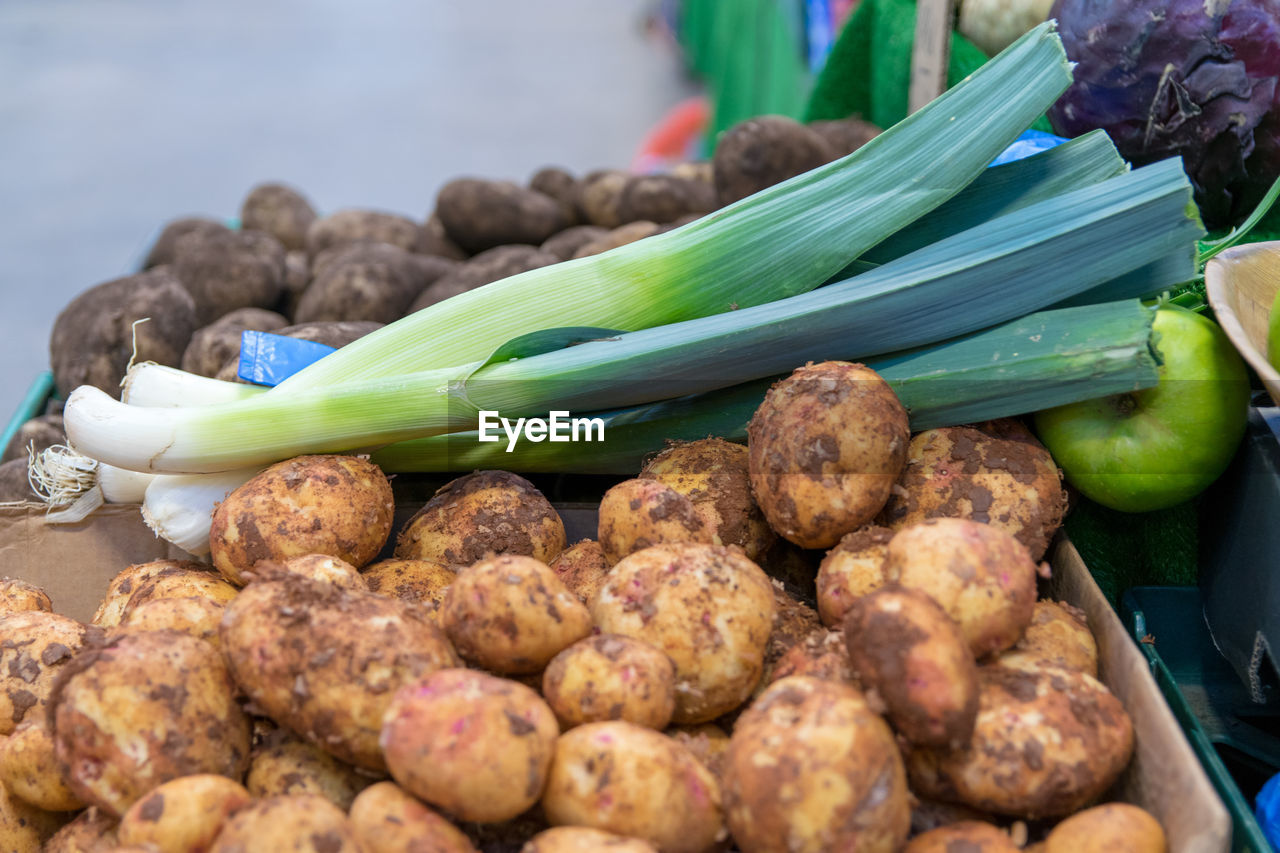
[0,359,1167,853]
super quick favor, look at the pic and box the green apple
[1034,305,1250,513]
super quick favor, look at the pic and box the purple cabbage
[1049,0,1280,227]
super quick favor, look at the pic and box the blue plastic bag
[1256,770,1280,850]
[990,129,1070,167]
[238,331,337,386]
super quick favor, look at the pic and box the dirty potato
[380,669,559,823]
[844,587,979,748]
[597,478,718,566]
[542,720,723,853]
[522,826,659,852]
[277,554,368,590]
[440,554,592,674]
[305,208,423,257]
[543,634,677,730]
[713,115,835,205]
[548,540,609,605]
[767,629,858,688]
[996,599,1097,677]
[209,454,394,585]
[724,676,910,853]
[119,563,239,616]
[747,362,910,549]
[665,722,732,783]
[395,470,566,568]
[349,781,478,853]
[816,526,892,627]
[247,728,372,810]
[39,805,114,852]
[435,178,569,254]
[117,774,252,853]
[0,577,52,615]
[52,630,251,817]
[92,560,198,628]
[209,793,363,853]
[1044,803,1167,853]
[119,595,225,649]
[591,543,776,724]
[241,182,317,252]
[0,778,67,850]
[577,170,631,228]
[361,558,454,613]
[0,718,82,811]
[0,610,93,735]
[541,225,608,261]
[903,821,1019,852]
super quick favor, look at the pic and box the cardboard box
[1,501,1231,851]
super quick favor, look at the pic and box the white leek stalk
[122,362,264,407]
[141,468,260,555]
[28,445,155,523]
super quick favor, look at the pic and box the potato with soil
[713,115,835,206]
[118,563,239,616]
[548,539,609,605]
[1044,803,1166,853]
[395,470,565,568]
[380,669,558,823]
[143,216,230,269]
[878,426,1067,561]
[0,458,37,501]
[213,319,384,382]
[421,213,469,261]
[541,224,609,261]
[92,559,200,628]
[767,629,859,687]
[436,178,569,254]
[181,306,289,377]
[0,779,67,851]
[210,793,362,853]
[748,362,910,549]
[275,554,367,590]
[440,554,591,674]
[361,558,453,613]
[409,244,559,312]
[597,478,718,566]
[529,166,583,225]
[807,116,882,158]
[0,577,52,614]
[210,454,394,585]
[542,634,677,730]
[50,267,198,396]
[906,662,1134,818]
[220,574,459,771]
[640,438,774,561]
[0,718,82,811]
[724,676,910,853]
[542,720,723,853]
[903,821,1019,852]
[40,806,115,852]
[886,518,1037,658]
[591,543,776,724]
[247,729,371,809]
[51,630,251,817]
[815,526,892,627]
[1,413,64,464]
[306,208,423,257]
[0,610,92,735]
[996,600,1097,677]
[844,587,978,748]
[666,722,731,782]
[571,220,660,259]
[173,228,286,325]
[296,242,440,324]
[577,169,630,228]
[523,827,659,852]
[617,174,716,224]
[349,781,477,853]
[241,182,317,252]
[117,774,251,853]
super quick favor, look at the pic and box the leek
[141,468,261,555]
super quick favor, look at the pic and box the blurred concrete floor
[0,0,698,417]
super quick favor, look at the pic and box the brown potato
[996,599,1097,677]
[0,718,82,811]
[209,794,362,852]
[763,582,824,675]
[441,554,591,674]
[305,208,423,258]
[665,722,731,783]
[381,669,559,823]
[540,225,608,261]
[767,629,858,688]
[908,797,997,837]
[349,781,477,853]
[52,630,251,817]
[617,174,716,224]
[571,220,660,259]
[548,539,608,605]
[906,663,1134,818]
[40,805,114,852]
[182,307,289,378]
[577,170,630,228]
[844,586,979,748]
[724,676,910,853]
[0,610,92,735]
[747,362,910,549]
[209,454,394,585]
[0,576,52,614]
[543,634,677,730]
[529,166,583,225]
[119,564,238,617]
[542,721,723,853]
[420,213,469,261]
[591,543,776,724]
[435,178,569,255]
[522,826,659,852]
[0,458,36,501]
[807,117,882,158]
[395,470,565,568]
[0,778,67,850]
[143,216,229,269]
[277,554,368,590]
[246,729,371,810]
[295,242,435,324]
[1044,803,1167,853]
[878,426,1067,560]
[904,821,1019,852]
[220,574,459,772]
[173,228,286,325]
[713,115,835,205]
[816,526,892,627]
[280,249,309,315]
[1,414,64,464]
[93,560,197,628]
[241,182,317,252]
[597,478,718,566]
[117,774,252,853]
[640,438,774,561]
[409,244,559,312]
[886,519,1037,658]
[361,558,454,613]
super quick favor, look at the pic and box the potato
[713,115,835,206]
[41,805,115,852]
[1044,803,1166,853]
[0,610,92,735]
[540,224,609,261]
[295,242,438,324]
[665,722,731,783]
[219,574,459,771]
[380,669,558,823]
[1,413,65,464]
[246,729,371,810]
[886,519,1037,658]
[0,718,82,810]
[543,634,677,730]
[119,563,239,617]
[181,307,289,377]
[50,268,198,397]
[420,213,469,261]
[571,220,660,259]
[241,182,318,252]
[807,117,881,158]
[905,663,1135,818]
[767,629,858,688]
[591,543,776,724]
[617,174,716,224]
[0,778,67,851]
[529,166,584,225]
[0,576,52,614]
[908,797,997,836]
[522,826,658,852]
[173,228,287,325]
[93,559,198,628]
[209,793,363,853]
[409,244,559,313]
[747,362,910,549]
[361,558,453,614]
[213,320,384,382]
[996,600,1097,677]
[640,438,774,561]
[597,478,718,566]
[117,774,251,853]
[844,586,979,748]
[548,539,608,605]
[903,821,1019,852]
[815,526,892,627]
[276,554,368,590]
[0,459,37,501]
[143,216,230,269]
[542,720,723,853]
[210,454,394,585]
[349,781,477,853]
[878,426,1067,561]
[763,582,824,675]
[306,209,423,258]
[280,249,310,316]
[395,470,565,568]
[441,554,591,674]
[724,676,909,853]
[52,630,251,817]
[435,178,569,254]
[577,170,630,228]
